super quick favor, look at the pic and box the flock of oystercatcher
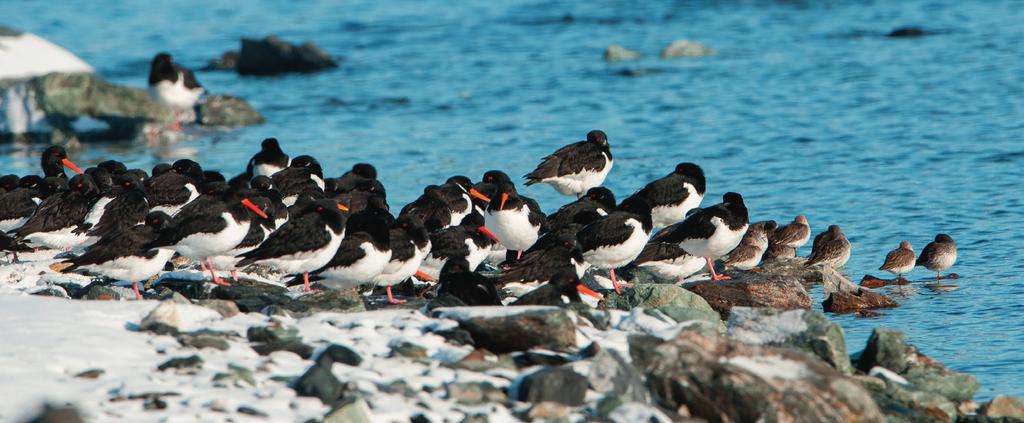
[0,53,958,304]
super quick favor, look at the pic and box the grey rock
[82,284,126,301]
[904,365,979,404]
[588,349,651,403]
[139,300,181,335]
[608,402,678,423]
[516,366,588,406]
[248,323,313,358]
[445,381,507,405]
[389,341,428,359]
[157,290,190,304]
[285,289,366,315]
[316,344,363,367]
[603,283,715,312]
[982,395,1024,419]
[857,328,910,373]
[30,286,70,298]
[74,368,104,379]
[433,306,576,354]
[196,299,240,317]
[604,44,642,62]
[203,51,238,70]
[727,307,853,374]
[294,363,346,405]
[655,305,722,325]
[756,256,824,283]
[660,39,714,58]
[683,273,812,320]
[198,95,264,127]
[428,327,474,346]
[237,405,268,417]
[24,404,85,423]
[323,397,372,423]
[177,333,230,351]
[237,36,338,75]
[158,355,203,371]
[213,364,257,387]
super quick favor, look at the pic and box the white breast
[540,154,613,197]
[319,243,392,290]
[582,218,649,269]
[256,228,344,275]
[679,217,747,260]
[169,212,250,260]
[651,184,703,228]
[484,205,540,251]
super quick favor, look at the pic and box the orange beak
[337,202,349,212]
[499,192,508,210]
[478,226,500,243]
[469,188,491,202]
[62,158,84,175]
[241,198,269,219]
[414,270,434,282]
[577,284,603,300]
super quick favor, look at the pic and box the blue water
[3,0,1023,399]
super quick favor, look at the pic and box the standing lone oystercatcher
[148,53,204,128]
[524,130,613,198]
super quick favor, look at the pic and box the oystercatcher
[546,187,616,229]
[916,234,957,281]
[246,138,290,178]
[372,215,432,304]
[723,220,777,270]
[207,196,276,281]
[334,179,389,215]
[625,163,705,228]
[146,160,203,215]
[437,257,501,306]
[499,236,587,286]
[251,175,290,228]
[524,130,613,198]
[483,181,545,260]
[650,192,749,281]
[805,225,851,270]
[148,52,204,126]
[40,146,84,179]
[336,163,381,194]
[15,174,99,250]
[510,270,603,306]
[525,210,602,255]
[79,174,150,240]
[272,155,325,206]
[879,240,915,281]
[147,183,268,285]
[771,215,811,250]
[315,206,393,291]
[236,198,348,292]
[96,160,128,176]
[631,240,706,282]
[439,175,476,226]
[577,196,653,293]
[62,212,175,300]
[419,212,499,280]
[400,185,454,232]
[0,176,53,233]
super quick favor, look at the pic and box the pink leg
[206,260,230,286]
[303,272,317,292]
[516,250,523,260]
[386,286,406,304]
[609,269,632,295]
[168,112,183,131]
[231,270,238,282]
[200,260,208,272]
[707,257,730,281]
[936,271,942,281]
[133,281,142,300]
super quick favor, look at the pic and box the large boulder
[516,366,588,406]
[683,274,812,319]
[588,349,652,403]
[823,289,899,314]
[630,331,884,422]
[753,256,824,284]
[198,95,264,127]
[603,283,715,313]
[236,36,338,75]
[857,328,979,405]
[980,395,1024,420]
[727,307,853,374]
[433,306,576,354]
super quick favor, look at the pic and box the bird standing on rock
[148,52,204,129]
[917,234,957,281]
[625,162,706,228]
[648,192,749,281]
[372,215,432,304]
[577,196,653,293]
[771,215,811,250]
[724,220,777,270]
[879,240,915,281]
[314,206,393,294]
[524,130,613,198]
[805,225,851,270]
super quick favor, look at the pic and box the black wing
[0,189,38,221]
[87,191,149,238]
[429,227,469,259]
[176,64,203,89]
[388,230,416,262]
[323,232,370,268]
[525,141,605,183]
[499,246,572,284]
[146,174,194,207]
[633,174,689,208]
[237,213,331,265]
[440,274,501,306]
[16,192,93,237]
[511,284,561,306]
[634,241,690,264]
[148,203,227,248]
[576,214,634,252]
[649,208,719,244]
[65,226,157,270]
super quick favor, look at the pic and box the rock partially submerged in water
[604,44,643,62]
[823,288,900,314]
[198,95,264,127]
[235,36,338,75]
[857,328,980,406]
[660,39,714,58]
[683,273,812,319]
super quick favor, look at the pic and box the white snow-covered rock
[0,27,92,80]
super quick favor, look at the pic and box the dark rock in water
[981,395,1024,420]
[660,39,714,58]
[859,275,910,289]
[433,306,576,354]
[74,368,104,379]
[629,331,884,422]
[317,344,363,367]
[294,363,347,405]
[248,323,313,358]
[204,50,239,70]
[888,26,929,37]
[517,366,588,406]
[823,288,899,314]
[82,284,125,301]
[727,307,853,374]
[588,349,651,403]
[445,381,507,405]
[177,333,230,351]
[616,67,664,77]
[198,95,264,127]
[284,289,366,315]
[158,355,203,371]
[511,351,572,368]
[237,36,338,75]
[683,274,811,320]
[604,44,643,62]
[389,341,428,359]
[24,404,85,423]
[858,328,910,374]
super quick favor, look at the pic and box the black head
[68,174,98,195]
[350,163,377,179]
[353,178,384,195]
[41,146,81,178]
[673,162,703,178]
[490,181,523,211]
[584,187,616,209]
[201,181,230,196]
[152,163,172,176]
[572,210,603,226]
[935,233,954,243]
[144,211,173,230]
[251,175,273,191]
[19,175,44,190]
[586,130,609,148]
[323,177,342,194]
[171,159,203,182]
[97,160,128,175]
[440,257,472,276]
[460,212,486,229]
[42,177,68,195]
[227,173,251,190]
[113,174,143,191]
[261,137,283,152]
[306,198,348,233]
[203,171,226,184]
[445,175,473,192]
[246,195,274,221]
[549,269,582,293]
[1,174,20,191]
[395,214,429,242]
[125,169,149,182]
[290,155,323,176]
[618,195,652,217]
[348,208,392,250]
[85,167,113,191]
[481,170,511,185]
[149,52,176,84]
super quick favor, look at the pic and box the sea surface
[2,0,1022,399]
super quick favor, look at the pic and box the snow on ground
[0,29,93,80]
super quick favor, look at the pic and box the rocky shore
[4,251,1019,423]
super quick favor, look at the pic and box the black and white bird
[419,212,499,280]
[40,146,84,179]
[336,163,380,194]
[499,237,587,287]
[805,225,851,270]
[524,130,613,198]
[483,181,545,260]
[916,234,957,281]
[62,212,176,300]
[546,187,616,230]
[236,198,348,292]
[78,174,150,242]
[207,196,277,281]
[314,206,393,292]
[625,163,706,228]
[372,215,432,304]
[438,175,477,227]
[577,196,653,293]
[0,176,53,233]
[399,185,453,232]
[437,257,501,306]
[771,215,811,250]
[510,270,603,306]
[631,240,706,282]
[146,160,203,216]
[148,53,204,119]
[246,138,290,178]
[272,155,325,206]
[14,174,100,250]
[649,192,749,281]
[723,220,777,270]
[147,183,268,285]
[879,240,916,280]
